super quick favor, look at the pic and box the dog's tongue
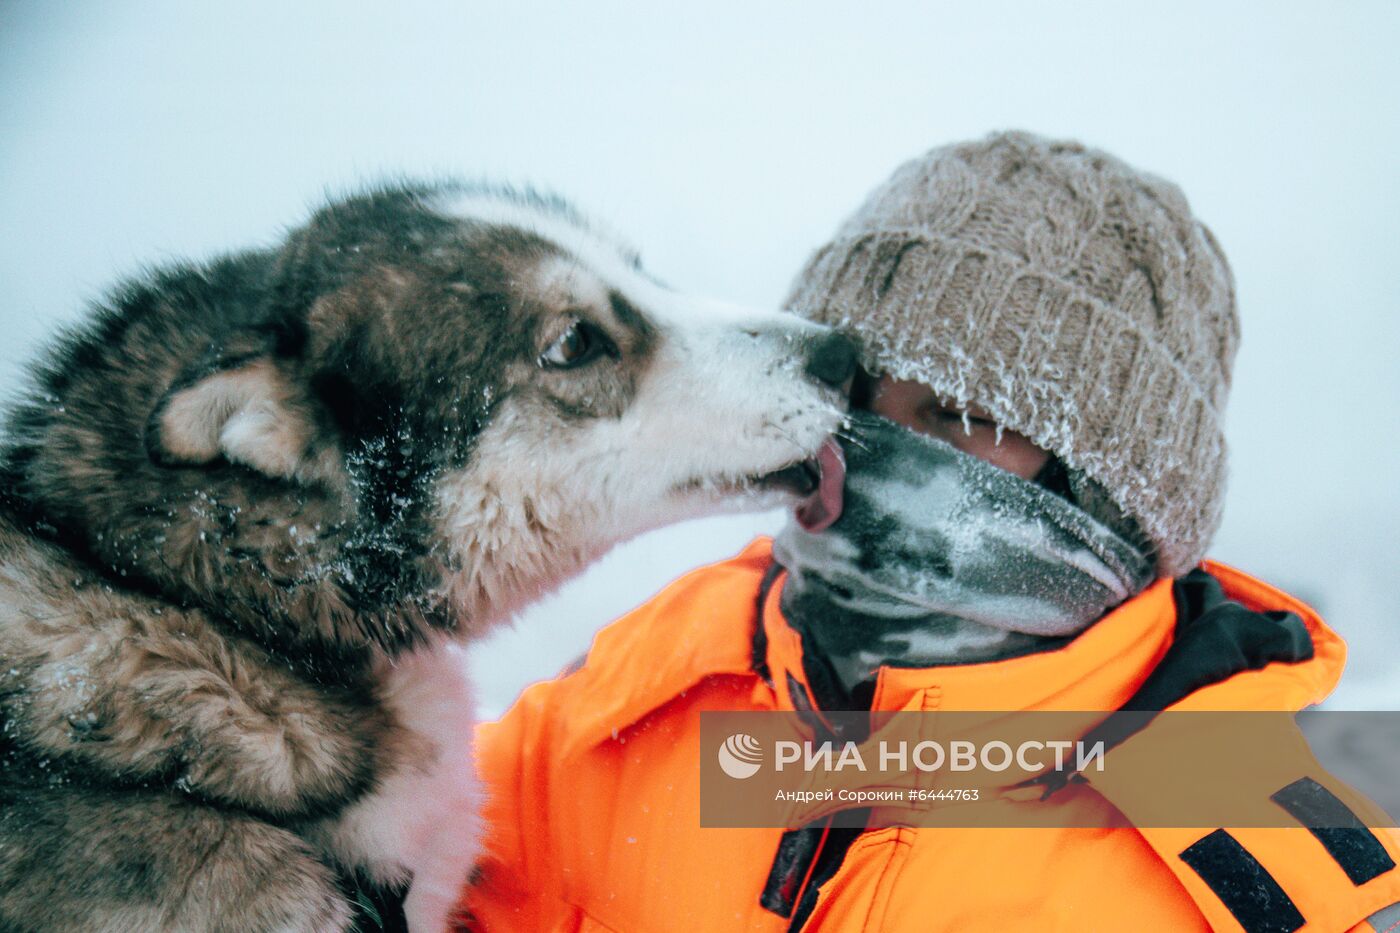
[795,438,846,533]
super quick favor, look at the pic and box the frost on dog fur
[0,182,849,932]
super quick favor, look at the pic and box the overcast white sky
[1,0,1396,711]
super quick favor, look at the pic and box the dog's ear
[147,355,328,481]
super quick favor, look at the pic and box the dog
[0,183,853,932]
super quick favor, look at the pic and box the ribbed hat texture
[785,131,1239,577]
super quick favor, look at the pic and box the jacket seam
[859,829,914,931]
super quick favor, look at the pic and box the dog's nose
[804,331,858,390]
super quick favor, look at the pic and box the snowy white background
[1,1,1396,714]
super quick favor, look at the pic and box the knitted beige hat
[784,131,1239,578]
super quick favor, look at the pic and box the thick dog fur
[0,183,850,932]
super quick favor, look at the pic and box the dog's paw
[403,856,474,933]
[401,791,482,932]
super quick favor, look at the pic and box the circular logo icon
[718,733,763,779]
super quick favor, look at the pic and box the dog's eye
[539,321,614,369]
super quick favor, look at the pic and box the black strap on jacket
[754,564,869,927]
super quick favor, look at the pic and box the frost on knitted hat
[784,131,1239,578]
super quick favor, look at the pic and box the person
[448,132,1400,931]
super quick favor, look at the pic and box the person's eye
[924,406,994,429]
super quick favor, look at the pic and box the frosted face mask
[772,411,1155,706]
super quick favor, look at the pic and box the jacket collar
[762,569,1179,715]
[559,538,774,759]
[761,558,1346,716]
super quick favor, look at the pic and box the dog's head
[7,184,850,658]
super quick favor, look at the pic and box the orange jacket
[454,539,1400,932]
